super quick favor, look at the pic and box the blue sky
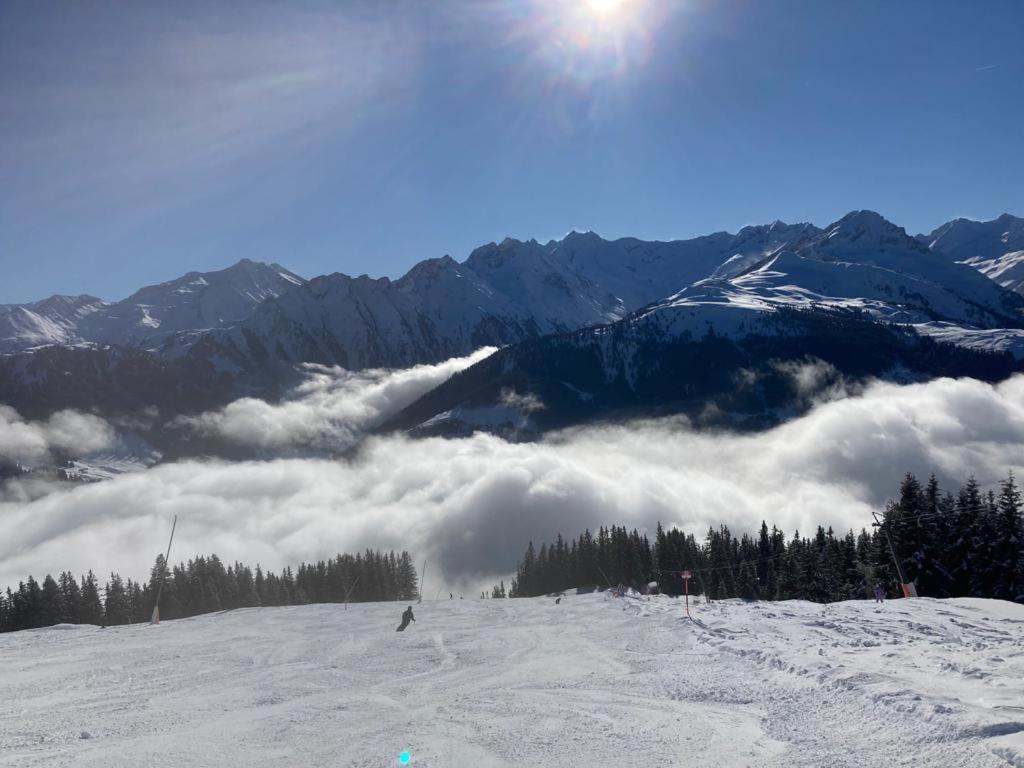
[2,0,1022,303]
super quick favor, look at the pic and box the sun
[585,0,628,18]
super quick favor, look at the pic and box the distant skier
[450,592,453,600]
[555,597,562,605]
[873,583,885,603]
[396,606,416,632]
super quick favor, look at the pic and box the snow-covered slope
[964,250,1024,295]
[195,225,821,371]
[384,213,1024,436]
[621,211,1024,356]
[0,295,108,353]
[0,260,305,354]
[922,213,1024,295]
[1,594,1021,767]
[385,301,1020,437]
[191,213,1024,377]
[66,431,163,482]
[78,259,306,351]
[791,211,1023,326]
[5,212,1024,427]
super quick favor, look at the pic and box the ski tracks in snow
[660,598,1024,768]
[0,595,1022,767]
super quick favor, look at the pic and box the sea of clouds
[178,347,498,454]
[2,351,1023,595]
[0,406,116,466]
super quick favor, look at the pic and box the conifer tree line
[507,472,1024,604]
[0,549,418,633]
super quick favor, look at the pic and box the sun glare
[586,0,627,18]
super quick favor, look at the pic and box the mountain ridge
[0,259,306,354]
[3,210,1024,434]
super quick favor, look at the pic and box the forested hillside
[507,472,1024,603]
[0,549,418,633]
[3,472,1021,633]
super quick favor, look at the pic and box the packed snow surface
[2,594,1023,767]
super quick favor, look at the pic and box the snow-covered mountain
[384,299,1020,437]
[609,211,1024,357]
[0,295,108,354]
[188,213,1024,381]
[0,259,305,354]
[190,222,822,372]
[921,213,1024,295]
[705,211,1024,326]
[385,212,1024,435]
[4,211,1024,431]
[81,258,306,350]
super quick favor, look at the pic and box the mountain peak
[225,257,275,274]
[831,209,897,233]
[562,230,604,246]
[923,212,1024,262]
[813,210,923,254]
[399,254,459,284]
[32,293,105,309]
[466,238,539,270]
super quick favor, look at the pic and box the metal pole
[343,575,360,610]
[872,510,907,587]
[418,559,427,603]
[150,515,177,624]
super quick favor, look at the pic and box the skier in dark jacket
[873,583,885,603]
[396,606,415,632]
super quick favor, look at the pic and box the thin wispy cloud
[0,3,419,217]
[974,63,1001,72]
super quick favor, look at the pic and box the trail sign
[681,570,692,618]
[681,570,692,580]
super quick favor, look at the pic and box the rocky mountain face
[0,259,305,354]
[383,304,1019,439]
[188,222,823,374]
[2,211,1023,435]
[383,212,1024,437]
[921,213,1024,295]
[0,295,108,354]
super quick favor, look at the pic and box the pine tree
[952,476,985,596]
[79,572,104,625]
[104,574,131,625]
[993,472,1024,601]
[0,589,11,632]
[736,561,758,600]
[59,572,81,623]
[39,574,68,627]
[394,552,417,601]
[715,575,730,600]
[108,575,130,623]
